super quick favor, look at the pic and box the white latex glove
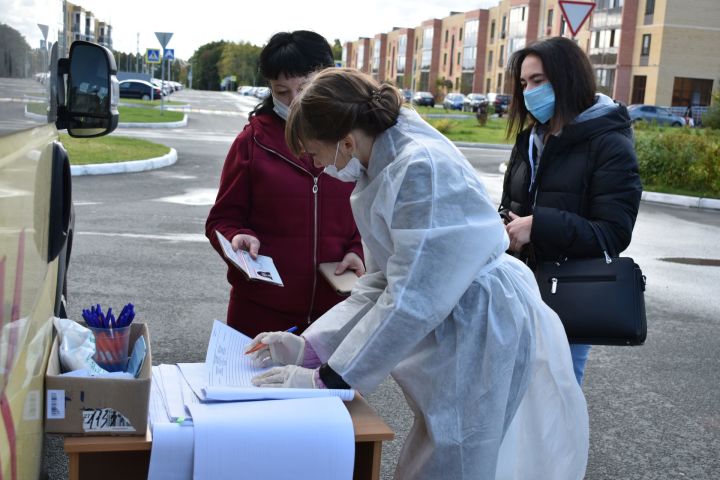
[251,365,318,388]
[245,331,305,367]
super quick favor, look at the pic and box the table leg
[67,452,79,480]
[354,440,383,480]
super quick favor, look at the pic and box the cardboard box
[45,322,152,436]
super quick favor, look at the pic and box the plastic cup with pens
[82,303,136,372]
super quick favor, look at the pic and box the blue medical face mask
[523,82,555,124]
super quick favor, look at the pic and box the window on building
[490,20,496,40]
[459,28,463,40]
[521,7,526,21]
[499,45,504,67]
[560,17,566,35]
[672,77,714,106]
[486,78,491,93]
[445,30,449,43]
[594,31,601,48]
[547,9,554,28]
[497,73,503,92]
[631,75,647,104]
[641,34,651,56]
[488,50,493,68]
[501,16,507,38]
[457,52,461,65]
[645,0,655,14]
[444,53,447,67]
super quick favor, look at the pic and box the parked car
[628,104,685,126]
[119,80,163,100]
[463,93,488,112]
[412,91,435,107]
[493,94,511,115]
[443,92,467,110]
[237,85,254,95]
[400,89,413,103]
[254,86,271,99]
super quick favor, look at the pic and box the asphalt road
[44,89,720,479]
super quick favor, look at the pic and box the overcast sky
[74,0,496,59]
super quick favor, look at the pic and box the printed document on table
[178,320,355,402]
[188,396,354,480]
[156,364,199,422]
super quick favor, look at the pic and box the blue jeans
[569,344,591,386]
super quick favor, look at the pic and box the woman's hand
[335,252,366,277]
[505,212,533,253]
[231,234,260,259]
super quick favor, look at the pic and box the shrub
[702,91,720,129]
[635,127,720,197]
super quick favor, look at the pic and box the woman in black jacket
[500,37,642,385]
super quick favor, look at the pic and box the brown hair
[506,37,596,139]
[285,68,402,155]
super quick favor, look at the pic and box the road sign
[146,48,161,64]
[155,32,173,49]
[558,1,596,37]
[164,49,175,61]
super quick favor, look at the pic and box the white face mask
[272,95,290,121]
[324,141,365,182]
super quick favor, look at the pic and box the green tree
[332,39,342,61]
[190,41,227,90]
[218,42,262,86]
[0,23,31,77]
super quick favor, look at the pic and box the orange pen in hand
[245,326,298,355]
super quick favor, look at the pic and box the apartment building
[63,2,113,53]
[342,0,718,106]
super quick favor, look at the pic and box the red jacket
[206,112,363,336]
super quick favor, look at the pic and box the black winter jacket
[500,99,642,264]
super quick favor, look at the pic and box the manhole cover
[659,257,720,267]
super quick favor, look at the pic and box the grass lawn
[423,116,513,144]
[29,102,185,123]
[60,133,170,165]
[118,106,184,123]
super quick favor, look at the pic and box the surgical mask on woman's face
[272,95,290,121]
[324,141,365,182]
[523,82,555,124]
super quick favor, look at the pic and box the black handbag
[534,224,647,346]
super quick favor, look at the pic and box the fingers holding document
[252,365,318,389]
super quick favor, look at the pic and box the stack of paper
[148,320,356,479]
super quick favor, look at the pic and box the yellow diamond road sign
[146,48,161,64]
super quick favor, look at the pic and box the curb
[70,148,177,176]
[454,141,513,151]
[117,114,187,129]
[641,191,720,210]
[24,106,188,128]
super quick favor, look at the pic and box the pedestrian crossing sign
[164,49,175,61]
[146,48,161,64]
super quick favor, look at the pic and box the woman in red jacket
[206,31,364,337]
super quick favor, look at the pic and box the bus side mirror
[55,41,119,137]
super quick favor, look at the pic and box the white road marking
[77,231,206,242]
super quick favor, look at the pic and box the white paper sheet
[148,367,195,480]
[187,396,354,480]
[177,321,355,402]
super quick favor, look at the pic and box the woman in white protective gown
[249,68,589,480]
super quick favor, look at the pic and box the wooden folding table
[64,395,394,480]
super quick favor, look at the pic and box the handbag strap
[588,222,614,264]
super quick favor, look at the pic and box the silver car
[628,104,685,127]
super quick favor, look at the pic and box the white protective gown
[303,108,588,479]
